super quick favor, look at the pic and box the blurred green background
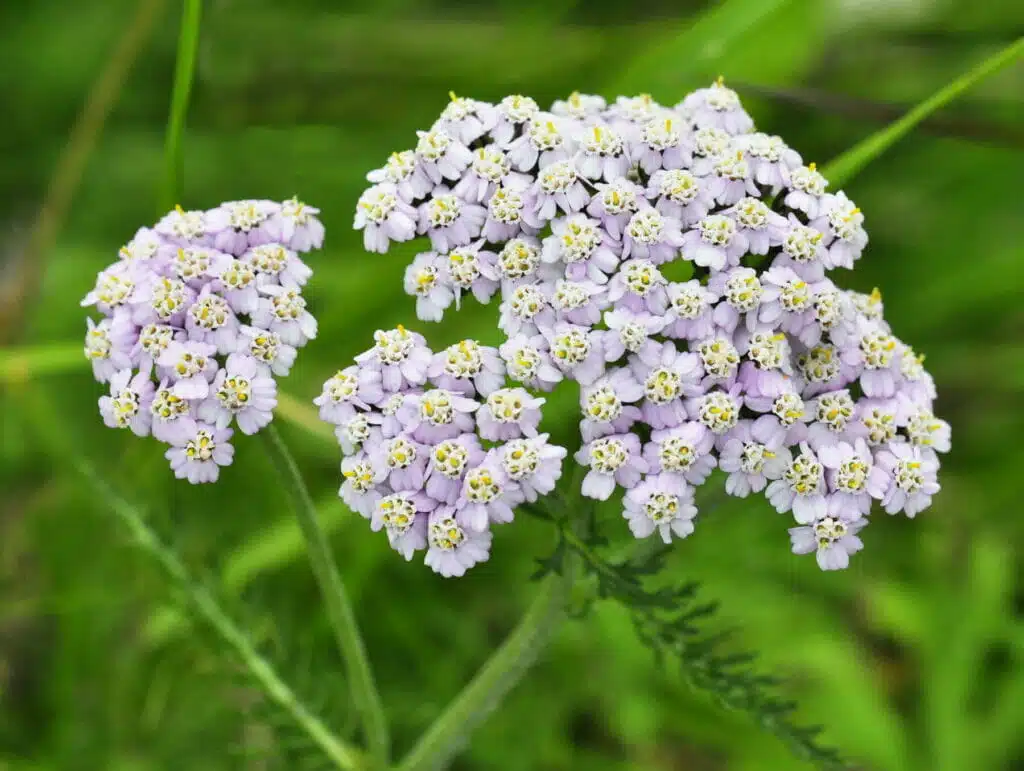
[1,0,1022,769]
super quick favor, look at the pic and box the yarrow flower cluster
[83,198,325,483]
[316,327,566,576]
[353,82,951,572]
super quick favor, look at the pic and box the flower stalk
[159,0,203,211]
[261,424,391,766]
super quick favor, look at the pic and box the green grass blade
[159,0,203,211]
[823,37,1024,187]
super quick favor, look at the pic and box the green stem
[823,36,1024,187]
[261,425,390,766]
[159,0,203,211]
[71,458,364,771]
[394,569,574,771]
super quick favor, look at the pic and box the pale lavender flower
[170,245,233,287]
[425,508,492,577]
[623,475,698,544]
[476,388,541,441]
[414,128,474,185]
[456,461,520,531]
[99,368,155,437]
[433,94,498,145]
[399,388,479,443]
[155,206,209,246]
[811,192,868,269]
[737,332,794,399]
[85,317,133,383]
[528,159,589,222]
[709,267,764,334]
[132,276,195,328]
[494,236,544,287]
[766,442,828,523]
[250,285,318,347]
[129,322,175,372]
[706,148,760,205]
[648,169,714,226]
[404,252,455,322]
[719,416,789,497]
[354,183,417,253]
[213,258,260,315]
[579,368,644,442]
[727,196,788,255]
[499,334,563,391]
[551,91,606,120]
[773,217,828,282]
[497,434,566,502]
[690,127,732,175]
[81,262,143,316]
[784,163,829,217]
[418,188,487,252]
[491,94,541,145]
[200,354,277,434]
[574,122,630,180]
[271,197,325,252]
[335,412,379,456]
[690,385,743,438]
[745,389,813,444]
[633,342,703,430]
[117,226,164,263]
[428,339,506,397]
[848,398,899,449]
[371,492,431,560]
[243,243,312,291]
[371,434,429,492]
[165,422,235,484]
[758,266,817,343]
[819,438,888,519]
[506,113,572,171]
[366,150,432,203]
[738,133,802,189]
[876,443,940,517]
[237,326,297,377]
[314,365,383,425]
[663,280,717,340]
[644,421,717,486]
[894,342,937,406]
[206,200,280,254]
[157,340,218,399]
[185,285,241,354]
[586,178,642,240]
[904,406,952,454]
[547,278,606,326]
[680,214,748,272]
[695,335,741,387]
[851,319,901,398]
[678,80,754,134]
[455,144,512,203]
[633,113,693,173]
[805,389,859,450]
[575,433,647,500]
[797,342,858,398]
[149,382,196,444]
[544,322,605,385]
[541,214,620,282]
[443,243,500,308]
[606,94,662,128]
[340,455,388,517]
[481,181,534,243]
[425,434,486,504]
[356,327,432,393]
[600,308,664,364]
[607,259,669,315]
[621,208,685,263]
[789,504,866,571]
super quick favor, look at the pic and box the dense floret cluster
[83,198,324,482]
[315,328,565,576]
[348,82,950,573]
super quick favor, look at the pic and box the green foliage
[2,1,1023,770]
